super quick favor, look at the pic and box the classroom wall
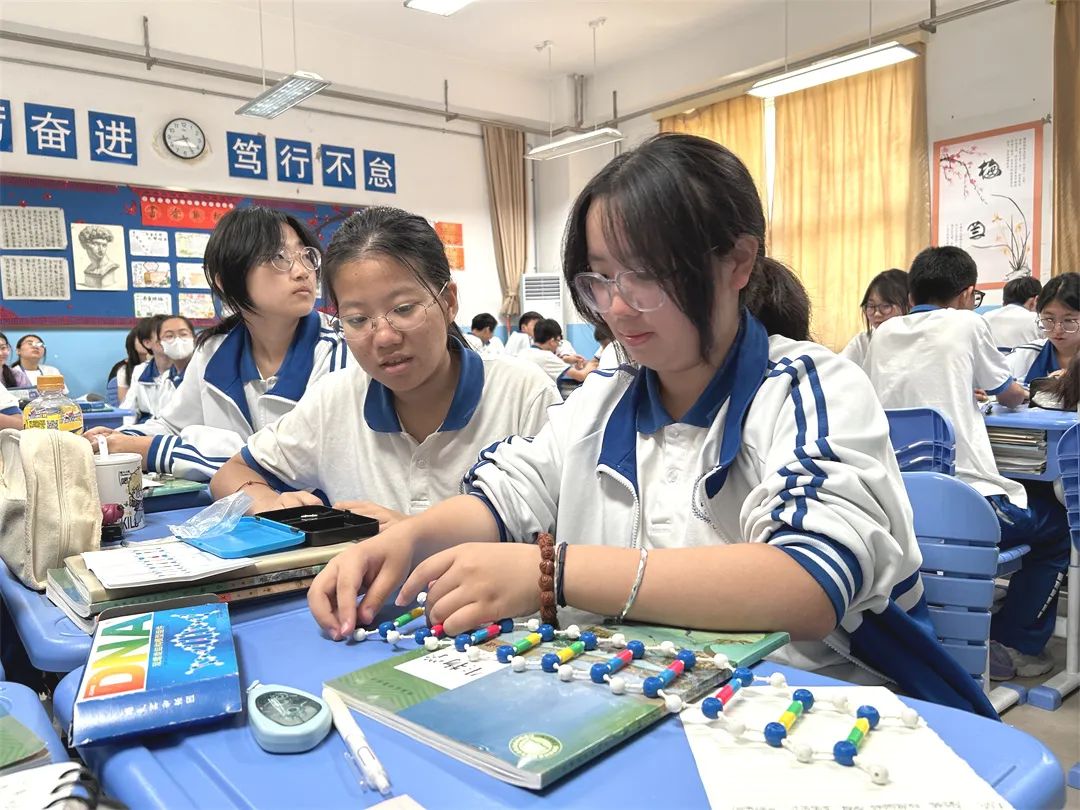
[0,56,506,397]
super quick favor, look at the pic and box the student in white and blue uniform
[0,382,21,430]
[211,207,560,524]
[308,135,994,717]
[867,247,1070,680]
[839,269,909,369]
[1006,272,1080,385]
[120,315,196,424]
[85,207,348,481]
[983,275,1041,350]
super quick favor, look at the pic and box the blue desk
[0,507,203,674]
[1,680,68,765]
[82,409,133,430]
[51,599,1064,810]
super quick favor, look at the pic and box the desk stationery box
[71,603,242,745]
[325,621,788,789]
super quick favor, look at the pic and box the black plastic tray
[258,505,379,546]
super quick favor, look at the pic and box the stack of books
[45,540,349,633]
[986,426,1048,475]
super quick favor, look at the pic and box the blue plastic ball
[626,640,646,659]
[676,649,697,669]
[590,662,610,684]
[833,740,858,766]
[733,667,754,686]
[642,676,662,698]
[856,705,881,729]
[701,697,723,719]
[539,623,556,642]
[454,633,471,652]
[541,652,560,673]
[496,645,514,664]
[499,618,515,634]
[793,688,815,710]
[378,621,395,638]
[413,627,431,644]
[764,721,787,747]
[580,631,598,651]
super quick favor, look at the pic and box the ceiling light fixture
[404,0,474,16]
[236,0,330,118]
[526,18,624,161]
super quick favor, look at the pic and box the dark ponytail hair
[197,206,321,347]
[859,268,910,333]
[563,132,810,355]
[322,207,465,347]
[0,331,17,388]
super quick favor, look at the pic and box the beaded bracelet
[554,541,569,608]
[537,532,558,629]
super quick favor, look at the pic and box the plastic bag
[169,490,252,539]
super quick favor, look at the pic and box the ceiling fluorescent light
[236,71,330,119]
[525,127,624,161]
[404,0,474,16]
[747,42,917,99]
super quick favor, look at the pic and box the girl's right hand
[249,490,322,514]
[83,426,115,441]
[307,528,418,640]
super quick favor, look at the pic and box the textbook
[0,712,49,776]
[71,603,242,746]
[325,621,788,789]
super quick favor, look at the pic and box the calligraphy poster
[70,222,128,291]
[129,228,170,257]
[0,255,70,300]
[131,260,171,288]
[176,262,209,289]
[178,292,215,320]
[134,292,173,317]
[0,205,68,249]
[932,121,1043,289]
[435,221,465,272]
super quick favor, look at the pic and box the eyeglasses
[863,303,898,316]
[269,246,321,275]
[573,270,667,314]
[24,341,45,349]
[334,282,449,339]
[1037,317,1080,334]
[972,290,985,308]
[160,329,194,341]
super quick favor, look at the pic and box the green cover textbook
[325,622,788,789]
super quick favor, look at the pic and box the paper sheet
[131,260,171,288]
[179,292,215,319]
[129,228,170,257]
[177,262,209,289]
[0,205,67,249]
[134,292,173,318]
[681,686,1009,809]
[175,230,210,259]
[83,542,250,589]
[0,256,71,299]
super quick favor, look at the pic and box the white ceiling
[253,0,757,75]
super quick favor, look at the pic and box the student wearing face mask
[120,315,196,423]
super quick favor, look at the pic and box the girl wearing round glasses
[306,134,992,716]
[12,334,66,391]
[209,206,560,525]
[85,206,348,481]
[840,269,909,368]
[1006,272,1080,384]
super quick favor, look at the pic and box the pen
[322,687,392,796]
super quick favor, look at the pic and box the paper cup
[94,451,145,530]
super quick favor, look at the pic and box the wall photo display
[71,222,128,291]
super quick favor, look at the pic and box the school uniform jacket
[0,384,18,417]
[465,311,997,717]
[120,361,184,423]
[120,311,348,481]
[1006,338,1059,384]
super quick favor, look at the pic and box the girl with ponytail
[85,206,349,481]
[308,134,994,718]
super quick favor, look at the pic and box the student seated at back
[121,315,196,423]
[983,276,1041,350]
[0,382,21,429]
[309,134,995,718]
[464,312,505,355]
[505,311,542,357]
[211,207,560,524]
[524,318,598,388]
[1005,272,1080,385]
[109,317,161,403]
[0,331,31,391]
[866,246,1070,680]
[840,269,909,368]
[85,206,349,481]
[13,334,66,393]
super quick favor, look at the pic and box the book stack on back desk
[44,541,349,634]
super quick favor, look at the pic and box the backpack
[0,428,102,590]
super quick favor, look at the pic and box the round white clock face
[163,118,206,160]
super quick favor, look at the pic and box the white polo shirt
[839,331,870,369]
[121,361,184,424]
[243,347,561,513]
[865,305,1026,506]
[504,331,530,357]
[464,333,505,356]
[0,383,18,416]
[982,304,1040,350]
[524,346,572,383]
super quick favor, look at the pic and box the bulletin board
[0,173,359,327]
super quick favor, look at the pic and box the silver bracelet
[617,548,649,622]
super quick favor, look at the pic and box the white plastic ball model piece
[352,628,368,642]
[467,647,482,662]
[610,633,626,646]
[870,765,889,785]
[415,591,428,605]
[558,664,575,682]
[511,656,528,672]
[526,618,540,631]
[385,630,401,644]
[609,676,627,695]
[901,708,919,728]
[424,636,441,651]
[793,742,814,763]
[664,694,684,713]
[769,672,787,688]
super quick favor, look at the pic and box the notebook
[0,711,48,776]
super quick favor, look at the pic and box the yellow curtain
[1053,0,1080,277]
[660,96,767,205]
[771,46,929,351]
[481,125,528,317]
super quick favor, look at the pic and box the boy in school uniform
[866,246,1070,680]
[464,313,505,356]
[524,318,598,386]
[504,311,542,357]
[982,276,1041,350]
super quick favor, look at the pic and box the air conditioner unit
[520,273,564,321]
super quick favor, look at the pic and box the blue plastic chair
[106,375,120,407]
[902,471,1001,689]
[886,408,957,476]
[1052,424,1079,788]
